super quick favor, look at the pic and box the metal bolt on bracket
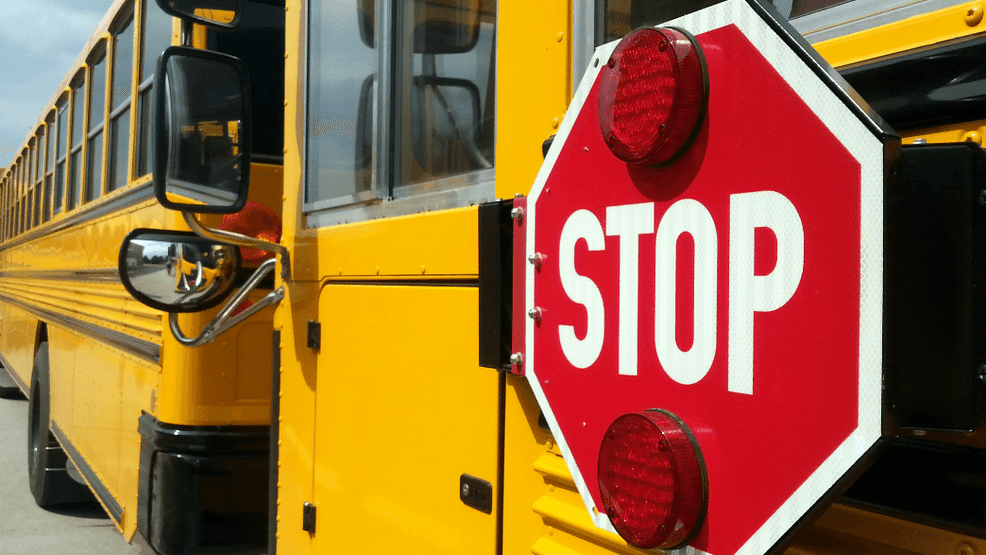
[528,307,543,321]
[511,207,525,221]
[510,353,524,367]
[529,253,545,268]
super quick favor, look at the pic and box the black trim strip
[50,421,124,524]
[137,412,269,452]
[0,269,120,283]
[0,293,160,364]
[0,351,29,392]
[0,182,155,253]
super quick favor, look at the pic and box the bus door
[306,0,499,552]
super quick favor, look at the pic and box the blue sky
[0,1,112,169]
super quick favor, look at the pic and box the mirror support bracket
[170,258,284,347]
[183,211,291,280]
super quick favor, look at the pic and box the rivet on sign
[551,118,560,129]
[594,58,600,68]
[607,57,615,69]
[556,32,564,42]
[528,252,544,268]
[963,131,982,145]
[584,146,589,152]
[528,307,543,321]
[510,353,524,366]
[966,6,984,26]
[511,207,525,220]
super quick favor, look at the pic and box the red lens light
[598,27,708,166]
[221,201,282,263]
[597,409,708,550]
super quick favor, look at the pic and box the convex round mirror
[154,46,252,214]
[119,229,241,313]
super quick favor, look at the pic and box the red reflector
[597,409,708,550]
[221,201,282,263]
[598,27,708,166]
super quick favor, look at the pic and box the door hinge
[307,321,321,350]
[302,502,316,534]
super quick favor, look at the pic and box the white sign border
[523,1,885,554]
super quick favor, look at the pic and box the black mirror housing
[155,0,245,29]
[154,46,252,214]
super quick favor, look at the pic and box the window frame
[302,0,496,228]
[67,72,87,211]
[86,42,110,204]
[108,8,136,193]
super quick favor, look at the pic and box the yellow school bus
[0,1,283,554]
[6,0,986,554]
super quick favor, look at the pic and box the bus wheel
[27,342,92,508]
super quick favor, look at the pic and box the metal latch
[302,502,316,534]
[307,321,321,350]
[459,474,493,514]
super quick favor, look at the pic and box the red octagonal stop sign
[523,1,895,554]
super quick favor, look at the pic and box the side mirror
[156,0,244,29]
[119,229,241,313]
[154,46,252,214]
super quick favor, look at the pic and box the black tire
[28,342,93,508]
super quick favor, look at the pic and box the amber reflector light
[598,27,708,166]
[597,409,708,549]
[220,201,282,263]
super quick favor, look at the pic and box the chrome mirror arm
[182,211,291,280]
[169,258,284,347]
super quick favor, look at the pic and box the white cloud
[0,0,109,168]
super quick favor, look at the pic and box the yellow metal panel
[158,306,272,426]
[815,1,986,68]
[502,376,650,555]
[295,207,479,281]
[313,284,498,554]
[271,283,319,555]
[495,0,572,200]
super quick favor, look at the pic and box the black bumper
[138,413,269,555]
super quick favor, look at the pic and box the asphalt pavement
[0,389,146,555]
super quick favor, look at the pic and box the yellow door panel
[313,284,498,554]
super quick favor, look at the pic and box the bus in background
[0,1,284,554]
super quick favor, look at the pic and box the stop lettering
[521,2,890,554]
[557,193,804,395]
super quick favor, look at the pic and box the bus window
[34,130,44,225]
[137,0,174,177]
[27,141,35,229]
[44,113,56,219]
[306,0,377,207]
[87,50,108,203]
[68,78,84,210]
[395,0,495,194]
[305,0,495,224]
[109,16,134,193]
